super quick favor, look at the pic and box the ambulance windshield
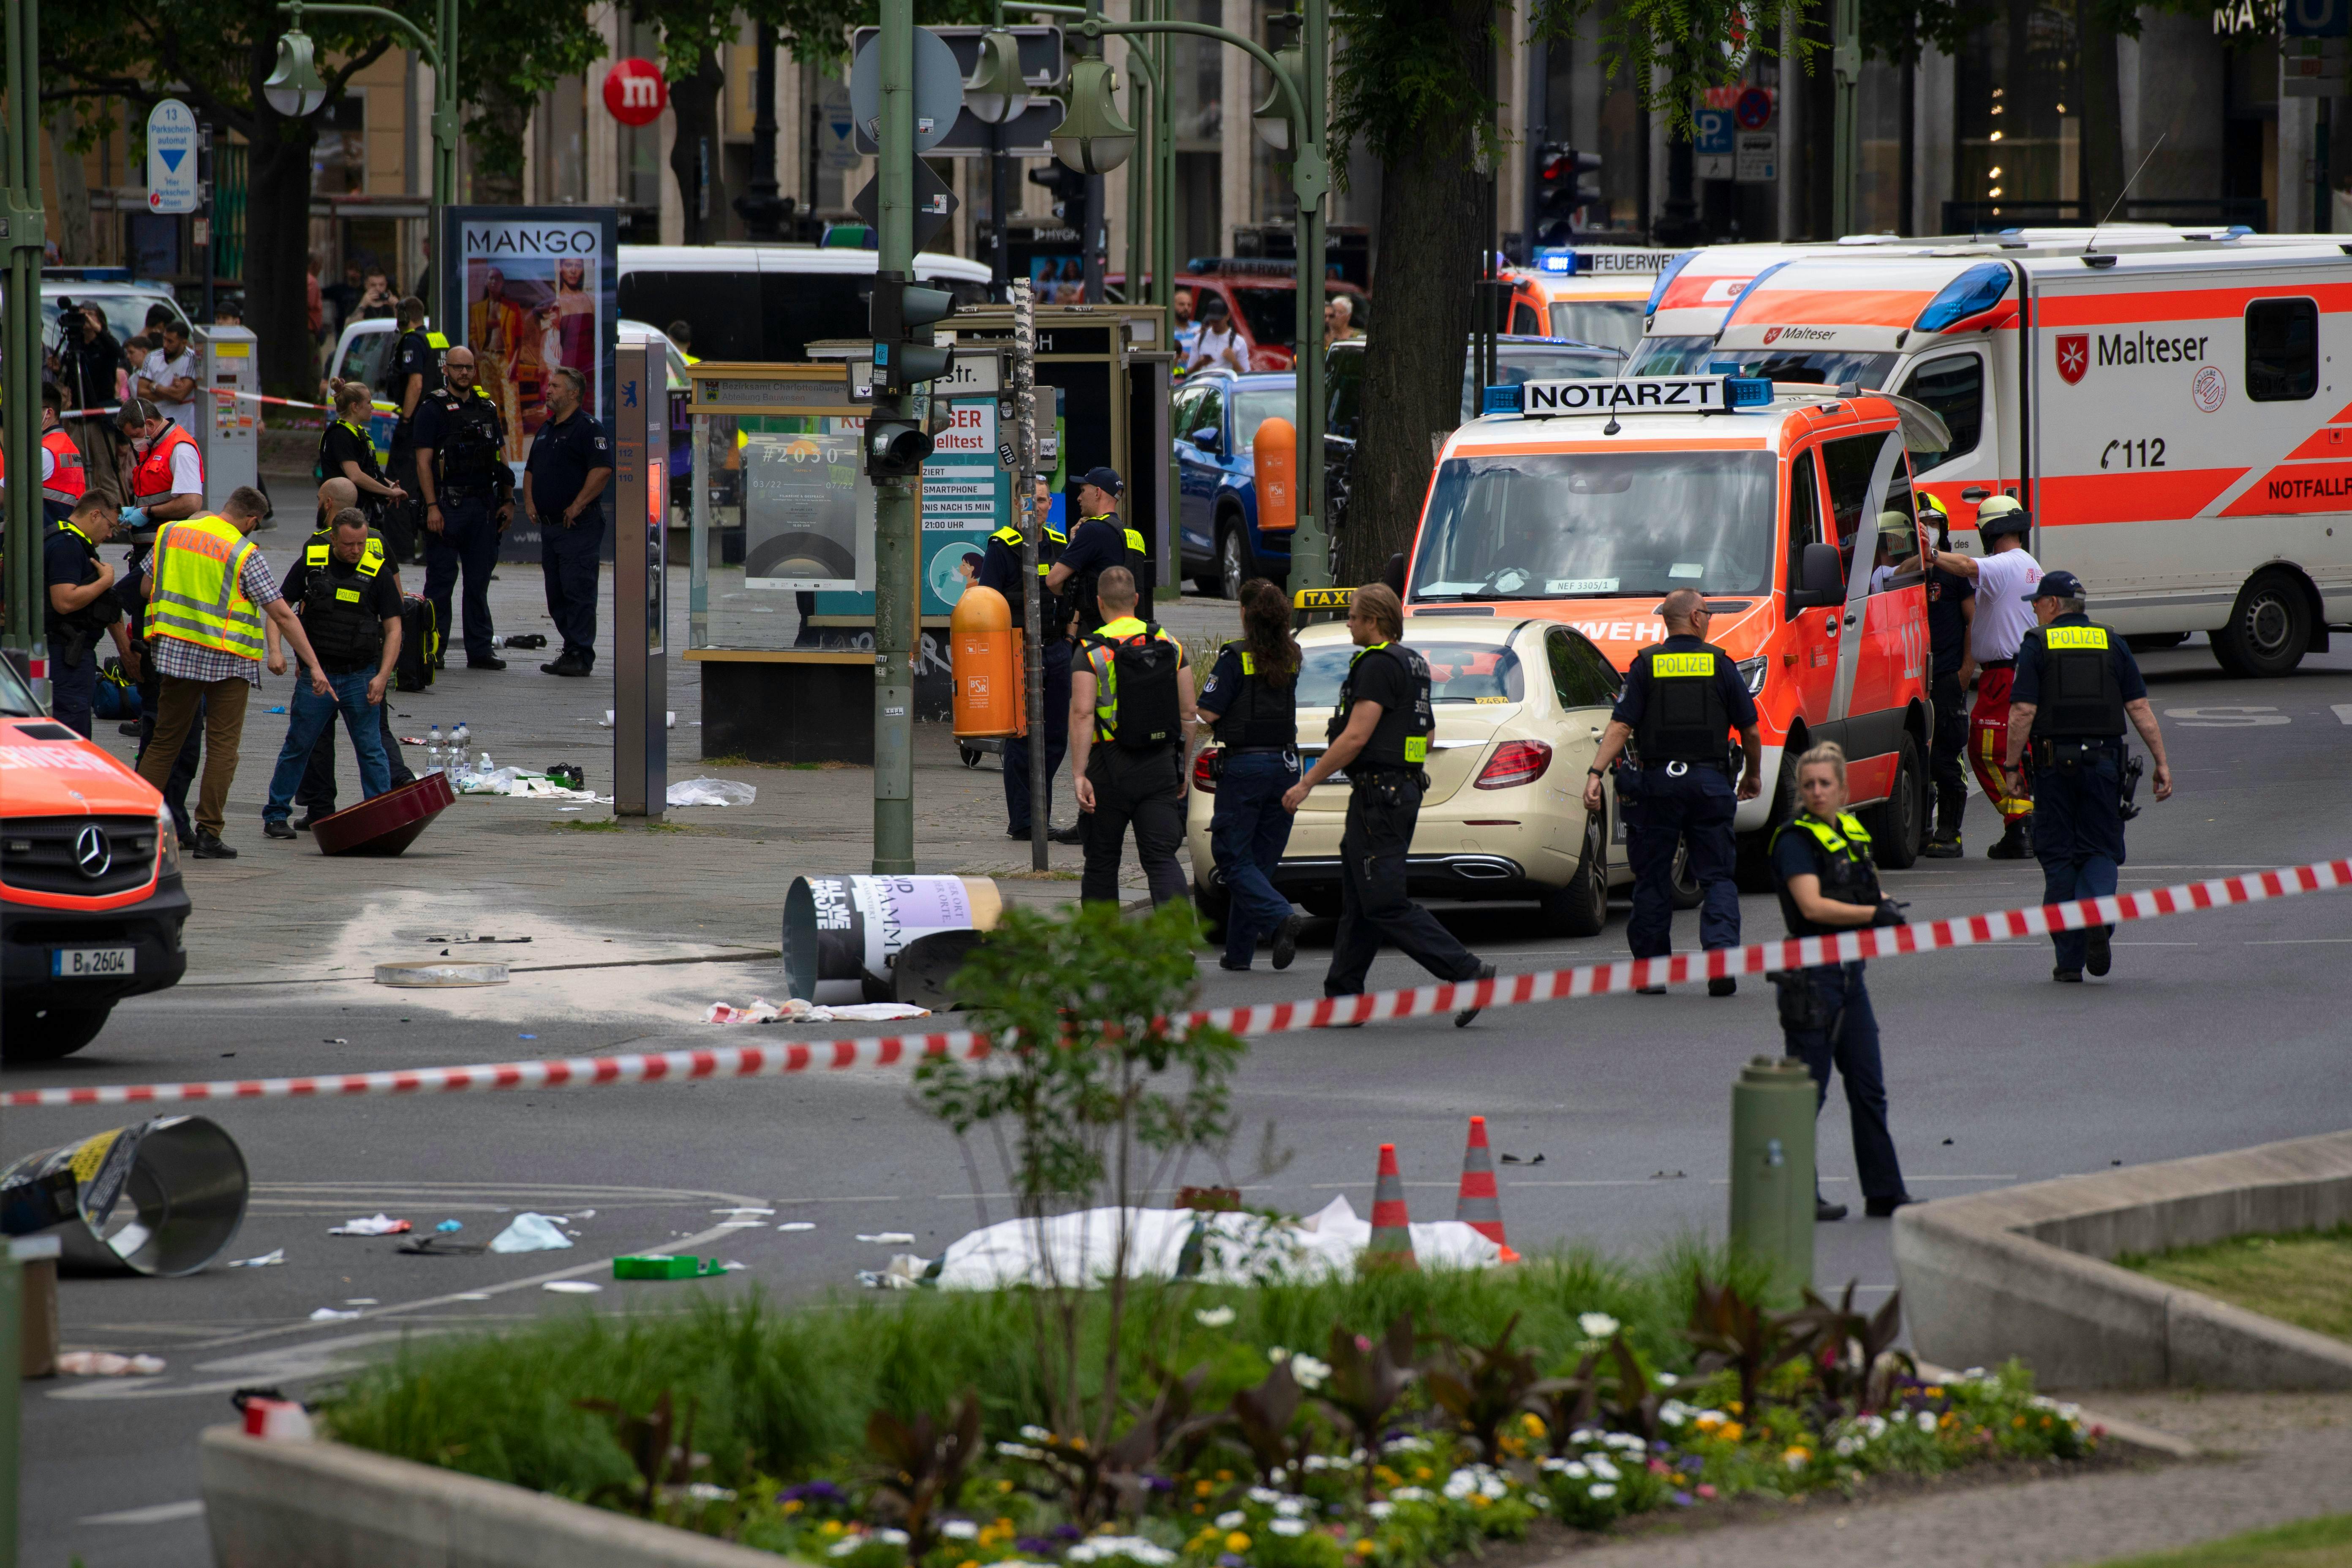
[1704,348,1899,390]
[1626,335,1716,376]
[1410,451,1778,601]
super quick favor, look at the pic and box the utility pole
[873,0,920,873]
[1013,280,1045,870]
[1288,0,1330,595]
[1831,0,1861,237]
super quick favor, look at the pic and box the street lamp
[263,26,330,118]
[1052,56,1135,173]
[964,29,1030,125]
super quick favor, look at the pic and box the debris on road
[857,1232,917,1244]
[614,1255,725,1280]
[309,1308,362,1322]
[713,1207,775,1216]
[56,1351,166,1376]
[487,1214,574,1253]
[668,778,756,808]
[542,1280,602,1294]
[858,1254,932,1290]
[436,1219,464,1232]
[1498,1152,1546,1165]
[702,996,931,1025]
[398,1235,486,1257]
[227,1249,286,1269]
[777,1221,815,1232]
[327,1214,409,1237]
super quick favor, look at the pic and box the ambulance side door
[1823,426,1917,775]
[1779,443,1840,727]
[1894,346,1997,542]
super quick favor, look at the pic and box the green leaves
[1532,0,1824,141]
[864,1388,983,1554]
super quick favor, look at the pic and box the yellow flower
[1195,1481,1214,1497]
[1782,1446,1810,1470]
[1217,1470,1235,1482]
[1522,1413,1546,1437]
[1354,1541,1376,1556]
[1670,1472,1687,1485]
[1372,1465,1400,1485]
[1469,1494,1491,1509]
[2012,1415,2027,1429]
[960,1560,980,1568]
[1693,1414,1721,1432]
[1923,1385,1943,1398]
[783,1500,804,1514]
[1727,1400,1744,1415]
[821,1520,845,1536]
[1413,1467,1432,1481]
[998,1479,1015,1492]
[1940,1412,1957,1429]
[1718,1422,1744,1444]
[1227,1532,1253,1552]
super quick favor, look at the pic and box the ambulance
[1407,370,1947,874]
[1503,247,1684,357]
[0,657,188,1060]
[1636,226,2352,676]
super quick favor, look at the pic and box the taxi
[1187,613,1635,934]
[0,657,188,1059]
[1404,370,1947,879]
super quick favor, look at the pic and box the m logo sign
[2057,334,2089,385]
[603,59,668,127]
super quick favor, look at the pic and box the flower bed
[321,1260,2102,1565]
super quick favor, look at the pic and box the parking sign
[146,100,199,215]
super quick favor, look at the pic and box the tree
[460,0,610,204]
[1330,0,1815,578]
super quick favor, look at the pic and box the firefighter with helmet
[1926,495,2041,859]
[2003,570,2174,983]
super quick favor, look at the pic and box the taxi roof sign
[1484,374,1772,418]
[1294,585,1355,611]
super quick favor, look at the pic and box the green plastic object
[613,1255,719,1280]
[1728,1055,1817,1290]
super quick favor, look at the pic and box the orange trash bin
[951,584,1026,738]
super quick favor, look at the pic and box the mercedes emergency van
[1408,371,1946,874]
[1637,227,2352,676]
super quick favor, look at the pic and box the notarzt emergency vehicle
[1504,247,1685,357]
[1410,372,1945,874]
[1636,226,2352,677]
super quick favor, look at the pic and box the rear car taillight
[1473,739,1552,790]
[1192,749,1217,792]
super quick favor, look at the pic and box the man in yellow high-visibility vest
[135,486,331,860]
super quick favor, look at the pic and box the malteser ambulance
[1407,371,1946,872]
[1654,229,2352,676]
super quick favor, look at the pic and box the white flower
[1834,1435,1858,1458]
[1481,1476,1508,1500]
[1301,1454,1335,1472]
[828,1539,863,1557]
[1654,1372,1678,1387]
[1605,1432,1647,1452]
[1273,1497,1308,1518]
[1658,1399,1690,1428]
[995,1441,1045,1460]
[1560,1462,1590,1480]
[1267,1346,1290,1362]
[1269,1519,1308,1538]
[940,1521,980,1540]
[1588,1483,1617,1500]
[1216,1512,1246,1530]
[877,1530,910,1546]
[1567,1428,1601,1445]
[1247,1486,1282,1505]
[1381,1435,1432,1454]
[1586,1456,1620,1481]
[1917,1410,1938,1433]
[1861,1415,1888,1440]
[1577,1312,1621,1340]
[1442,1472,1476,1500]
[1389,1486,1429,1503]
[2058,1402,2082,1421]
[1069,1538,1175,1566]
[1020,1424,1054,1442]
[684,1481,736,1501]
[1366,1502,1395,1520]
[1287,1353,1332,1390]
[1195,1306,1237,1328]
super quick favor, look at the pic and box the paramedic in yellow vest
[135,487,332,860]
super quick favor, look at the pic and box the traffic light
[870,272,958,392]
[1028,161,1089,237]
[1532,145,1603,246]
[866,410,933,479]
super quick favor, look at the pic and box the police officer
[413,345,514,670]
[1067,566,1195,907]
[1581,588,1763,996]
[1045,466,1152,634]
[385,296,446,558]
[42,495,130,736]
[1197,577,1305,972]
[2004,570,2174,983]
[522,365,613,677]
[1926,494,2042,858]
[1768,741,1915,1223]
[260,508,405,838]
[977,483,1078,840]
[1282,584,1495,1027]
[289,496,416,826]
[316,381,408,542]
[1919,495,1975,857]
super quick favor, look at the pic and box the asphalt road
[14,636,2352,1567]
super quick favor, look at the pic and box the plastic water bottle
[426,724,443,773]
[454,720,471,755]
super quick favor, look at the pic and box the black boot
[1923,790,1964,858]
[1987,816,2033,860]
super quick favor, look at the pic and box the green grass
[321,1244,1771,1503]
[2086,1512,2352,1567]
[2117,1224,2352,1344]
[550,819,623,832]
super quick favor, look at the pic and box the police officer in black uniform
[523,365,614,677]
[384,297,444,560]
[261,509,406,838]
[1045,466,1152,634]
[1197,578,1305,972]
[316,381,408,545]
[1068,566,1195,907]
[41,495,128,737]
[289,506,416,826]
[1768,740,1915,1223]
[2004,570,2174,983]
[1581,588,1763,996]
[412,344,513,670]
[1919,495,1975,858]
[976,488,1078,841]
[1283,584,1495,1027]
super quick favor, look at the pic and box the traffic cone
[1365,1143,1417,1270]
[1455,1116,1521,1263]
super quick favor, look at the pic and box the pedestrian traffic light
[1532,145,1604,247]
[869,271,958,392]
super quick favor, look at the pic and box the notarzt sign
[1520,376,1735,415]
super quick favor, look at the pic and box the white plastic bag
[667,777,756,808]
[488,1212,575,1253]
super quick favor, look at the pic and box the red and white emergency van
[1637,227,2352,676]
[1406,371,1945,873]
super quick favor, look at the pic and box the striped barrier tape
[5,855,2347,1111]
[60,389,397,420]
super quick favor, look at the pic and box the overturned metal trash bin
[784,875,1002,1004]
[0,1115,250,1276]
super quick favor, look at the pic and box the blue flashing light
[1482,384,1524,416]
[1725,376,1772,409]
[1913,261,2013,333]
[1535,248,1576,275]
[1643,250,1699,318]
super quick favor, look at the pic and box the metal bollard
[1728,1054,1816,1290]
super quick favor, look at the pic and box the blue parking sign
[1696,108,1735,157]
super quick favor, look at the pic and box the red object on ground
[603,59,669,126]
[1366,1142,1416,1268]
[1454,1116,1520,1262]
[313,771,455,857]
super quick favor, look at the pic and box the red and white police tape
[6,855,2347,1110]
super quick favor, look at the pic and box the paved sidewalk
[96,543,1245,996]
[1551,1391,2352,1567]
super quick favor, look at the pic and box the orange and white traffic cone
[1366,1142,1417,1270]
[1455,1115,1520,1263]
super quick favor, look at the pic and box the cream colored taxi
[1186,614,1635,937]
